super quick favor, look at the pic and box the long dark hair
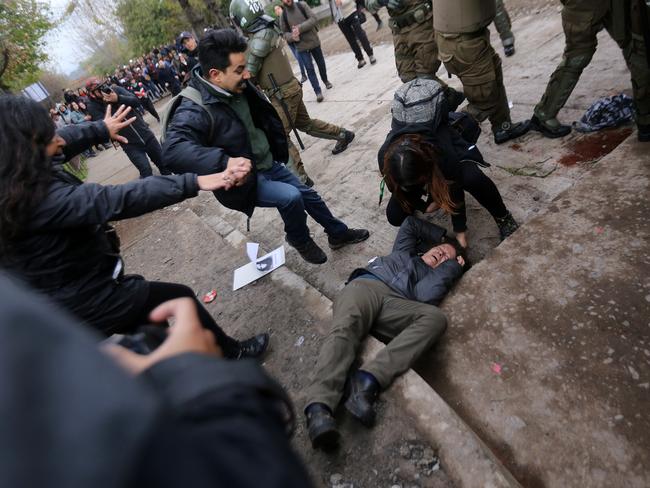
[382,133,456,215]
[0,95,55,251]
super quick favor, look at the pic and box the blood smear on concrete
[558,127,633,166]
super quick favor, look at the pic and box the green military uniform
[433,0,528,142]
[494,0,514,53]
[367,0,443,82]
[247,27,348,184]
[534,0,650,132]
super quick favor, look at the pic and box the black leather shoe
[305,403,340,450]
[344,370,380,427]
[638,123,650,142]
[286,236,327,264]
[529,115,571,139]
[328,228,369,250]
[237,333,269,359]
[493,120,531,144]
[324,81,333,89]
[332,130,355,155]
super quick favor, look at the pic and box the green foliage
[115,0,189,55]
[0,0,53,91]
[80,35,132,76]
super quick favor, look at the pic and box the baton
[268,73,305,150]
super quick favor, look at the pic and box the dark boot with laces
[236,333,269,359]
[495,212,519,241]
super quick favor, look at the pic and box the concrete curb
[197,209,521,488]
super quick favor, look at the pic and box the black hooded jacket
[378,116,488,232]
[0,121,200,334]
[162,67,289,217]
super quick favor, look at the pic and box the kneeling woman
[0,95,266,358]
[379,124,519,248]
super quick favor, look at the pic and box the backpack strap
[160,86,215,144]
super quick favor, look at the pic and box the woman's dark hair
[198,28,248,74]
[382,133,456,215]
[0,95,55,251]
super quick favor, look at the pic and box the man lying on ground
[303,216,467,450]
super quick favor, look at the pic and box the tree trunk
[203,0,230,29]
[177,0,206,35]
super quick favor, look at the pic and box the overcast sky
[43,0,82,75]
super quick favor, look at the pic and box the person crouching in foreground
[303,216,466,449]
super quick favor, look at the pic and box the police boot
[530,115,571,139]
[638,123,650,142]
[493,120,531,145]
[305,403,340,450]
[344,370,380,427]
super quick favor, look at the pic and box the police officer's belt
[389,1,432,29]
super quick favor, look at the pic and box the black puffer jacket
[349,216,463,305]
[86,85,155,147]
[162,67,289,217]
[378,117,488,232]
[0,121,200,334]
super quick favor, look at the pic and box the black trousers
[386,161,508,232]
[338,13,373,61]
[127,281,241,358]
[140,96,160,121]
[122,135,168,178]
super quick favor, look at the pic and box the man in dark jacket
[0,273,313,488]
[85,77,169,178]
[163,29,369,265]
[303,216,465,449]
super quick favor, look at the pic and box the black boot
[495,211,519,241]
[344,370,380,427]
[493,120,531,144]
[236,333,269,359]
[530,115,571,139]
[332,130,355,155]
[286,236,327,264]
[305,403,340,450]
[327,228,370,250]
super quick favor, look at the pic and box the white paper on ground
[246,242,259,263]
[233,245,286,290]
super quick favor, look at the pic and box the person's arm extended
[57,120,110,160]
[162,101,230,176]
[57,105,135,161]
[113,86,143,109]
[30,174,199,230]
[392,216,447,253]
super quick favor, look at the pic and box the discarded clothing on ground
[573,94,635,132]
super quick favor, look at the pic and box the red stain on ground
[510,143,523,151]
[558,127,633,166]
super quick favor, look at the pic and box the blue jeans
[256,162,347,244]
[288,43,307,78]
[297,46,329,95]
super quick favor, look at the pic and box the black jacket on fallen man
[349,216,463,305]
[162,66,288,217]
[0,121,200,334]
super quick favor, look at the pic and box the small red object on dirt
[595,227,604,234]
[202,290,217,303]
[491,363,502,375]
